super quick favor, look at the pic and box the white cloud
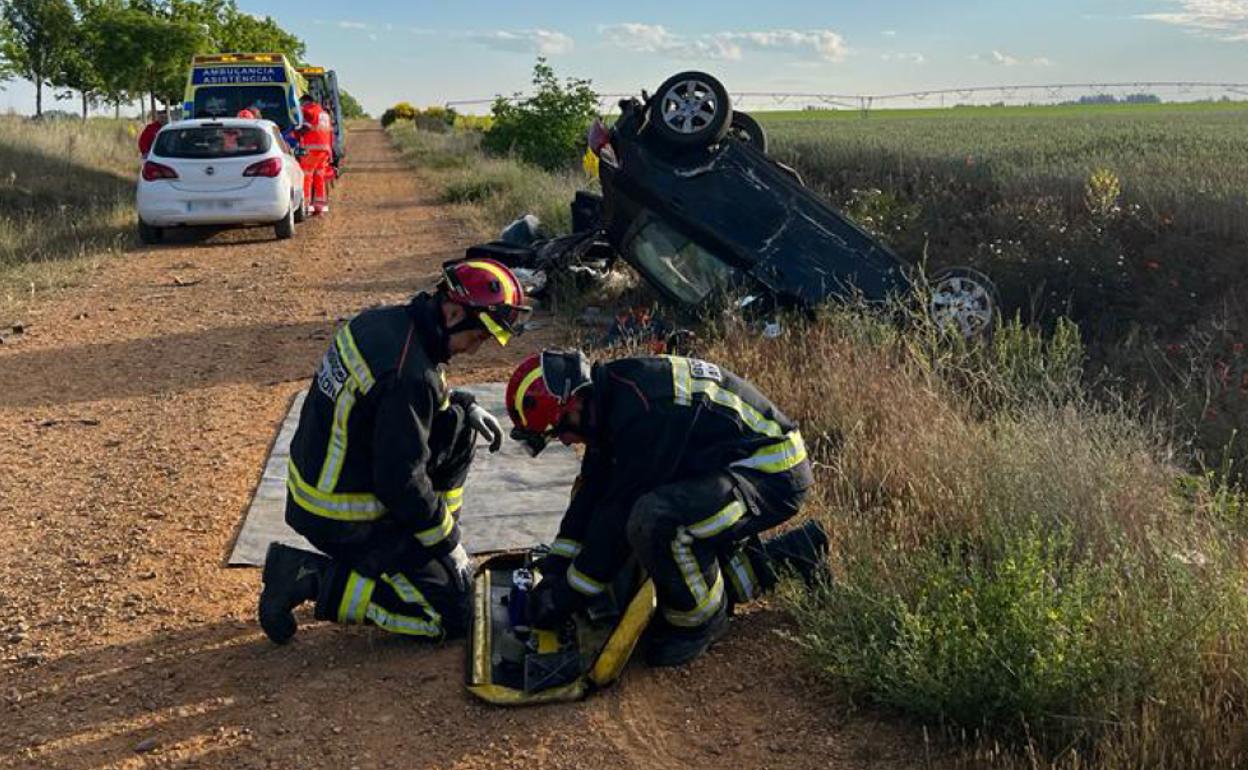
[881,51,926,64]
[466,29,575,56]
[882,29,898,37]
[1138,0,1248,40]
[599,24,848,61]
[971,49,1053,67]
[336,21,369,30]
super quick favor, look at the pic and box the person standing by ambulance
[295,95,334,215]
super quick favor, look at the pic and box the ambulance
[183,53,307,131]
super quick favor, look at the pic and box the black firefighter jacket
[285,293,461,557]
[549,356,814,600]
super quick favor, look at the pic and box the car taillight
[587,119,611,156]
[243,157,283,178]
[141,161,178,181]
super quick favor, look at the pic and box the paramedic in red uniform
[296,95,334,215]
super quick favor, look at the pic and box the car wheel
[927,266,1000,341]
[728,111,767,154]
[648,71,732,148]
[275,206,295,240]
[293,194,307,223]
[137,220,163,245]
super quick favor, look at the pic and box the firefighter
[505,351,826,667]
[295,95,334,215]
[258,259,531,645]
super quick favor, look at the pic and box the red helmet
[236,108,256,119]
[505,350,591,455]
[440,258,530,346]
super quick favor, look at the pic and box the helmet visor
[477,304,532,347]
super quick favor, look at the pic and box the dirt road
[0,124,928,770]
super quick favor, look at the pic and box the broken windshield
[625,216,737,304]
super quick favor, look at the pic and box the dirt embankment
[0,124,929,770]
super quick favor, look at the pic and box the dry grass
[703,308,1248,768]
[0,117,138,317]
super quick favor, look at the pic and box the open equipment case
[466,548,656,705]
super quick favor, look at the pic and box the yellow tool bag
[466,549,655,705]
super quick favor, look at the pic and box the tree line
[0,0,365,121]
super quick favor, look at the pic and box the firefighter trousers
[626,466,809,629]
[302,406,477,639]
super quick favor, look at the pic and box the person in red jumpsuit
[137,112,167,157]
[296,96,334,215]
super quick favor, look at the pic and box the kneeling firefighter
[258,259,530,644]
[505,351,828,667]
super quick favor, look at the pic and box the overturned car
[587,71,998,339]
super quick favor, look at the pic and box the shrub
[481,58,598,171]
[379,101,417,128]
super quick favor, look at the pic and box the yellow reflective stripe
[336,324,375,393]
[381,573,443,624]
[731,431,808,474]
[478,312,511,346]
[337,572,376,624]
[668,356,692,406]
[727,551,759,602]
[364,604,441,637]
[438,371,450,411]
[287,459,387,521]
[463,260,518,305]
[440,487,464,515]
[687,500,746,539]
[512,367,544,428]
[664,571,725,628]
[567,564,606,596]
[549,537,581,559]
[316,383,356,489]
[414,508,455,547]
[671,530,709,605]
[692,380,784,438]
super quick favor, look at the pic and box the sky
[4,0,1248,116]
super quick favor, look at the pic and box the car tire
[293,194,307,223]
[137,220,163,245]
[728,111,767,154]
[927,266,1000,341]
[275,206,295,240]
[648,71,732,148]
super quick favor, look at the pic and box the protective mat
[228,383,579,566]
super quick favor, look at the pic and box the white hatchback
[136,118,306,244]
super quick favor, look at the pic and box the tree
[339,88,366,119]
[213,6,304,62]
[482,58,599,171]
[91,7,203,120]
[0,0,77,117]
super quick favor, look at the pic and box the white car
[136,118,306,244]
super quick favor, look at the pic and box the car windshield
[153,126,271,158]
[192,86,291,129]
[626,217,737,304]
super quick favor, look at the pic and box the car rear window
[153,126,272,158]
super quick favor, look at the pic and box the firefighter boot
[644,602,729,668]
[760,520,830,586]
[258,543,330,644]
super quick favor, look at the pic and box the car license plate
[187,200,233,212]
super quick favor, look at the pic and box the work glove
[466,403,504,453]
[438,543,475,594]
[527,575,577,630]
